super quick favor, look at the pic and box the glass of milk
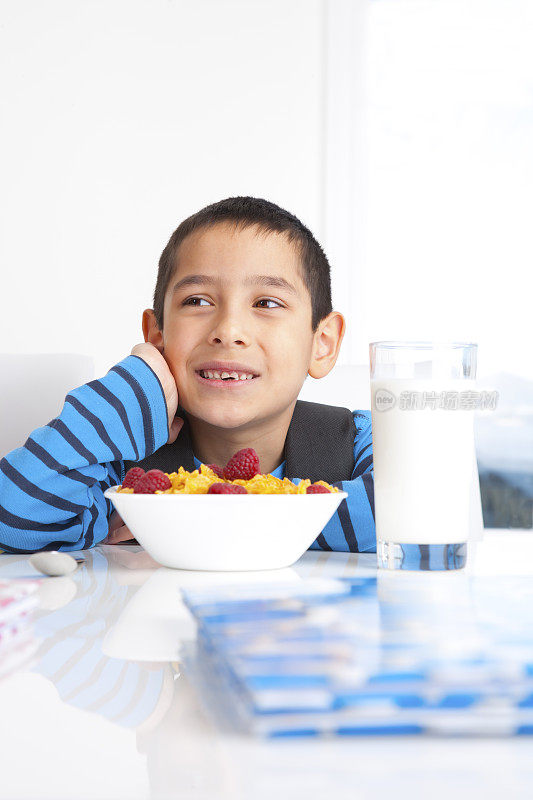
[369,341,477,571]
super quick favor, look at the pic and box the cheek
[161,336,188,376]
[164,317,193,350]
[268,338,310,384]
[275,322,312,362]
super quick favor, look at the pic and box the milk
[371,378,476,545]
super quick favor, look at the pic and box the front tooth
[221,372,230,379]
[228,372,240,379]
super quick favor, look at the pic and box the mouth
[195,369,260,388]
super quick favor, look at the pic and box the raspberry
[206,463,225,479]
[208,482,248,494]
[134,469,172,494]
[306,483,331,494]
[223,448,261,481]
[122,467,145,490]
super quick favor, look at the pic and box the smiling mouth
[195,370,259,386]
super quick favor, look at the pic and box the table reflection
[1,541,533,800]
[0,546,174,736]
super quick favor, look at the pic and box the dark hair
[152,196,333,333]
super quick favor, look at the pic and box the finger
[108,510,125,534]
[103,525,136,545]
[167,416,184,445]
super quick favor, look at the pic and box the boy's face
[147,223,332,432]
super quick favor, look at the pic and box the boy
[0,197,375,554]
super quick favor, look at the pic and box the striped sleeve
[309,410,376,553]
[0,355,169,554]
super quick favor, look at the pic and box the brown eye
[255,299,282,309]
[183,297,210,306]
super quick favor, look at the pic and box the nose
[208,307,249,347]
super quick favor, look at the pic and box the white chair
[0,353,95,458]
[299,364,484,542]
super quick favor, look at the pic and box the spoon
[29,551,85,577]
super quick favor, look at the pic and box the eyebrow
[171,273,299,296]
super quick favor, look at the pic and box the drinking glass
[369,341,477,570]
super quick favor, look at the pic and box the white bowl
[103,486,348,571]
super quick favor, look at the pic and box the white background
[1,0,531,382]
[0,0,323,378]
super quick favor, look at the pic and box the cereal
[117,462,338,495]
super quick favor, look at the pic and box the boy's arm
[0,354,171,553]
[309,410,376,553]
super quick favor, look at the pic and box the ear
[141,309,164,353]
[308,311,346,379]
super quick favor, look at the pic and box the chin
[184,403,257,431]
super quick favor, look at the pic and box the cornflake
[117,462,338,495]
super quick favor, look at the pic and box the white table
[1,530,533,800]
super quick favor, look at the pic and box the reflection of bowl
[103,487,348,571]
[102,565,301,661]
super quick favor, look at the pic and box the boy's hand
[130,342,184,444]
[103,510,136,545]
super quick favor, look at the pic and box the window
[324,0,533,527]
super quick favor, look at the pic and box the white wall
[0,0,324,379]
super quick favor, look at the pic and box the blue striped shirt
[0,355,375,554]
